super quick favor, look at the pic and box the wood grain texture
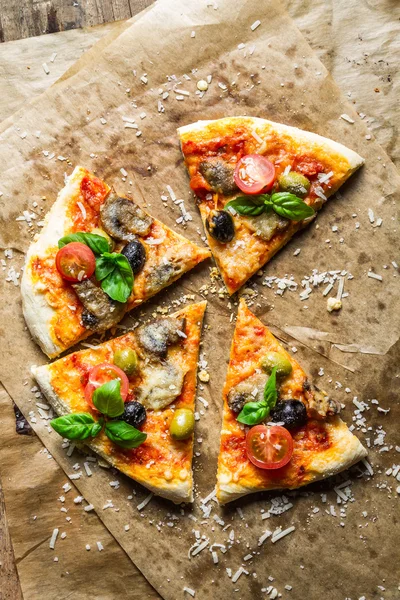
[0,481,23,600]
[0,0,154,43]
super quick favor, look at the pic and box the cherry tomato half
[55,242,96,282]
[234,154,276,194]
[246,425,294,470]
[84,363,129,409]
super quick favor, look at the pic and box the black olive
[270,400,307,430]
[81,309,99,329]
[121,240,146,274]
[116,401,147,429]
[206,210,235,244]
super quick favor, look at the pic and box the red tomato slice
[234,154,276,194]
[246,425,293,470]
[55,242,96,282]
[84,363,129,409]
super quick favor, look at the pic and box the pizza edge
[178,116,364,294]
[32,300,207,504]
[22,166,210,358]
[177,116,364,171]
[217,417,367,504]
[215,299,367,504]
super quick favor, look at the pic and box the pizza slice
[22,166,210,358]
[178,116,364,294]
[32,301,207,503]
[216,299,367,504]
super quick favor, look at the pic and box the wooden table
[0,0,153,43]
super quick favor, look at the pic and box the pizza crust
[217,417,367,504]
[22,167,90,357]
[178,116,364,172]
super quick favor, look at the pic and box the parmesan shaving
[77,201,87,220]
[137,492,153,511]
[251,129,263,144]
[258,529,272,546]
[340,113,355,124]
[271,525,295,543]
[232,567,248,583]
[191,540,209,556]
[201,488,216,505]
[367,271,382,281]
[49,528,59,549]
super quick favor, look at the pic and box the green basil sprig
[225,192,315,221]
[50,379,147,450]
[95,252,133,303]
[105,421,147,449]
[92,379,125,418]
[58,233,134,303]
[50,413,102,440]
[58,232,111,255]
[237,368,278,426]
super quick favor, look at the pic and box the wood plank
[0,0,154,43]
[0,480,23,600]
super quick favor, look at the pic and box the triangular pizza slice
[178,116,364,294]
[216,299,366,504]
[33,301,207,503]
[22,166,210,357]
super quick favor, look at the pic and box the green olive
[169,408,195,441]
[113,348,138,376]
[260,351,293,379]
[91,227,114,251]
[278,172,310,198]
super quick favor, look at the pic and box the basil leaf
[58,232,110,255]
[270,192,315,221]
[263,367,278,410]
[91,421,103,437]
[105,421,147,449]
[50,413,101,440]
[237,401,269,426]
[92,379,125,418]
[225,196,268,216]
[95,252,133,303]
[95,253,117,281]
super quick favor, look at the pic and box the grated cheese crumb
[49,528,59,549]
[340,113,355,124]
[137,493,153,511]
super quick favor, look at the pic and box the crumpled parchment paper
[0,0,399,598]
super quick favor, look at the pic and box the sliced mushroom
[72,279,126,331]
[245,211,289,242]
[199,159,238,196]
[100,191,153,242]
[303,380,341,419]
[144,261,184,296]
[227,372,268,414]
[137,360,186,410]
[137,317,186,358]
